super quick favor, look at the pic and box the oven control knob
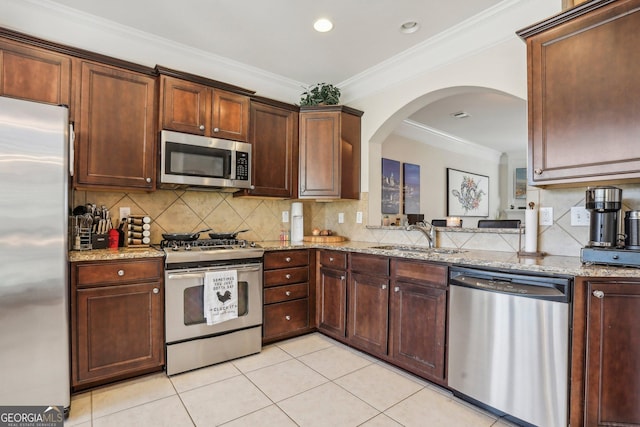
[185,244,192,251]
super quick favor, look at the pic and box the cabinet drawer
[264,250,309,269]
[75,259,163,287]
[350,253,389,276]
[391,259,447,288]
[264,283,308,304]
[264,266,308,287]
[263,299,309,337]
[320,250,347,269]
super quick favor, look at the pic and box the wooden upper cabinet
[518,0,640,186]
[239,100,298,198]
[159,74,249,141]
[160,76,207,135]
[0,38,71,107]
[299,106,362,200]
[75,61,157,190]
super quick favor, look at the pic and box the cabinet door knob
[285,291,291,296]
[285,257,291,262]
[534,168,543,175]
[381,284,387,290]
[213,127,220,132]
[394,286,400,292]
[153,287,159,294]
[340,275,345,281]
[117,269,125,276]
[199,125,205,131]
[285,274,291,279]
[285,315,291,321]
[146,177,152,183]
[592,290,605,299]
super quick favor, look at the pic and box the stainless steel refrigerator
[0,96,70,412]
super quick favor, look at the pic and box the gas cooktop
[158,238,264,265]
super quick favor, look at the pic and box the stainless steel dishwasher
[448,267,571,427]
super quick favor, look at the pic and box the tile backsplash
[73,183,640,258]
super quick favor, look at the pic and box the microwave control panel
[236,152,249,181]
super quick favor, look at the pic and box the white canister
[291,202,304,242]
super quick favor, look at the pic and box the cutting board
[303,235,347,243]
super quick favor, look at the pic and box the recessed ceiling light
[314,18,334,33]
[451,111,471,119]
[400,21,420,34]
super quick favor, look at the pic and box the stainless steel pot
[624,210,640,249]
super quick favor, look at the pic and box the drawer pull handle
[394,286,400,292]
[329,257,334,262]
[117,270,125,276]
[381,284,387,290]
[285,315,291,321]
[153,287,159,294]
[285,291,291,296]
[593,290,604,299]
[285,257,292,262]
[285,274,291,279]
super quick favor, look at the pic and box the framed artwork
[402,163,420,214]
[447,168,489,217]
[381,158,401,214]
[514,167,526,199]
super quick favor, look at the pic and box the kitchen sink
[371,245,466,254]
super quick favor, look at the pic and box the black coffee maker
[585,186,622,248]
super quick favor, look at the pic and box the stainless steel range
[161,237,264,375]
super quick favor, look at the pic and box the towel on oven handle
[203,269,239,325]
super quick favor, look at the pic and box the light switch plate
[571,206,590,226]
[356,211,363,224]
[282,211,289,223]
[539,207,553,226]
[338,213,345,224]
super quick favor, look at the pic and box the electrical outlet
[571,206,590,226]
[282,211,289,223]
[119,207,130,220]
[338,212,344,224]
[539,207,553,226]
[356,211,363,224]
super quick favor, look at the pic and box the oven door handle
[167,264,262,280]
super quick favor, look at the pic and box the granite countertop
[69,241,640,278]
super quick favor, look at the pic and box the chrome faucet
[406,221,436,248]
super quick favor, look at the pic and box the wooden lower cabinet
[347,253,390,356]
[318,250,348,339]
[572,277,640,427]
[389,259,448,384]
[71,258,164,391]
[262,249,312,343]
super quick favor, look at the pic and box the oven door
[165,262,262,343]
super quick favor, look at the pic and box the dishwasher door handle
[450,274,567,300]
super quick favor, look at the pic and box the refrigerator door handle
[69,122,75,176]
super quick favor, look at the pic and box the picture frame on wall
[514,167,526,200]
[381,158,401,214]
[447,168,489,217]
[402,163,420,214]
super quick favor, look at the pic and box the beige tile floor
[64,333,520,427]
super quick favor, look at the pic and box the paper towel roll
[524,208,538,253]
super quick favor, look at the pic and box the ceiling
[46,0,526,153]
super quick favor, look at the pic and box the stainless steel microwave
[159,130,252,191]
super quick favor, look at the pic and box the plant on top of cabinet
[299,83,341,106]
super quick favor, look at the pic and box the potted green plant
[299,83,341,106]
